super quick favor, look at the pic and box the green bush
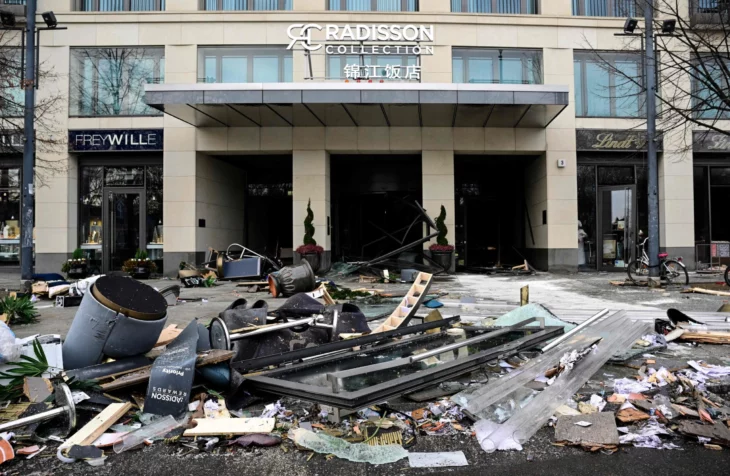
[1,296,39,325]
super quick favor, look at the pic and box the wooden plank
[685,287,730,297]
[62,402,132,449]
[183,418,275,437]
[101,350,234,391]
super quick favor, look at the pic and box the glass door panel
[104,189,144,272]
[598,186,635,270]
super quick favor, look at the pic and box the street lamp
[0,3,66,288]
[614,7,679,284]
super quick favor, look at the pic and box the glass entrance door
[597,186,636,270]
[103,188,146,272]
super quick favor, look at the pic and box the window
[693,56,730,119]
[572,0,639,16]
[452,48,542,84]
[0,48,23,118]
[198,47,292,83]
[451,0,538,14]
[70,48,165,117]
[0,166,21,265]
[327,54,418,80]
[328,0,417,11]
[574,52,644,118]
[73,0,165,11]
[201,0,292,10]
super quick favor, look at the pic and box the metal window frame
[574,51,644,119]
[69,47,165,118]
[572,0,641,17]
[246,325,564,409]
[199,0,291,10]
[452,48,543,85]
[328,0,417,11]
[196,46,292,84]
[73,0,165,11]
[454,0,538,14]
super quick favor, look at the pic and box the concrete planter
[300,252,321,273]
[431,250,454,273]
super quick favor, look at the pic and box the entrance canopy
[144,83,569,129]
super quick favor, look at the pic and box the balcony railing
[690,0,730,25]
[73,0,165,10]
[328,0,418,11]
[572,0,640,17]
[451,0,538,14]
[201,0,292,9]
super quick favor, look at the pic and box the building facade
[1,0,726,275]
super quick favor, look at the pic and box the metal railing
[451,0,538,14]
[73,0,165,11]
[328,0,418,11]
[572,0,640,16]
[201,0,292,9]
[690,0,730,25]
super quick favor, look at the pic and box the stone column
[292,149,331,272]
[34,44,74,274]
[422,149,455,269]
[541,0,573,15]
[659,129,695,267]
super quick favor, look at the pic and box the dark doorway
[455,156,529,269]
[331,155,422,262]
[223,156,293,263]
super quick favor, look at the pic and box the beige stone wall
[195,154,246,254]
[29,4,704,269]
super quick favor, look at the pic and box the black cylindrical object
[268,260,316,298]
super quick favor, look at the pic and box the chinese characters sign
[344,64,421,81]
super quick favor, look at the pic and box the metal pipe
[20,0,37,285]
[645,2,660,279]
[541,308,611,353]
[411,317,538,362]
[0,406,66,432]
[228,317,317,340]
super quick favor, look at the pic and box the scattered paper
[408,451,468,468]
[575,421,592,427]
[71,391,91,404]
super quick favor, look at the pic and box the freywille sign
[576,129,662,152]
[693,131,730,152]
[287,24,435,55]
[69,129,163,152]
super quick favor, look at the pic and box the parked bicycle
[725,265,730,287]
[627,237,689,286]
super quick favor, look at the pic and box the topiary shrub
[303,199,317,246]
[430,205,454,252]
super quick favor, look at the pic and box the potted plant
[429,205,454,272]
[122,249,158,279]
[295,199,324,272]
[61,248,88,279]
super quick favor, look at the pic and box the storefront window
[0,167,21,264]
[577,165,597,269]
[79,165,163,273]
[202,0,292,9]
[710,167,730,241]
[327,54,417,80]
[597,165,634,185]
[79,166,104,270]
[198,47,293,83]
[694,166,710,245]
[452,0,538,14]
[452,48,543,84]
[574,52,644,118]
[69,47,165,117]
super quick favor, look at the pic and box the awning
[144,82,569,128]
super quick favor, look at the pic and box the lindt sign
[693,131,730,152]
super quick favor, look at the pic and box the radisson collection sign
[287,23,435,81]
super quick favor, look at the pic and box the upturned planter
[268,260,316,298]
[300,252,321,273]
[67,262,88,280]
[431,250,453,273]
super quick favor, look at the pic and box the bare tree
[0,29,66,183]
[582,0,730,150]
[69,47,164,117]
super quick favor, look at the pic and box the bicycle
[725,265,730,287]
[627,237,689,286]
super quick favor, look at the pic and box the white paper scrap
[408,451,468,468]
[575,421,593,427]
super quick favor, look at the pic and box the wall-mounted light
[623,18,639,34]
[41,11,58,29]
[661,19,676,35]
[0,11,16,28]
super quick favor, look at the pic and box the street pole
[21,0,37,287]
[644,3,660,281]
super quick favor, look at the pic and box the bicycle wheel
[627,260,650,284]
[725,266,730,287]
[663,260,689,286]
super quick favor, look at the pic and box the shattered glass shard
[290,428,408,465]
